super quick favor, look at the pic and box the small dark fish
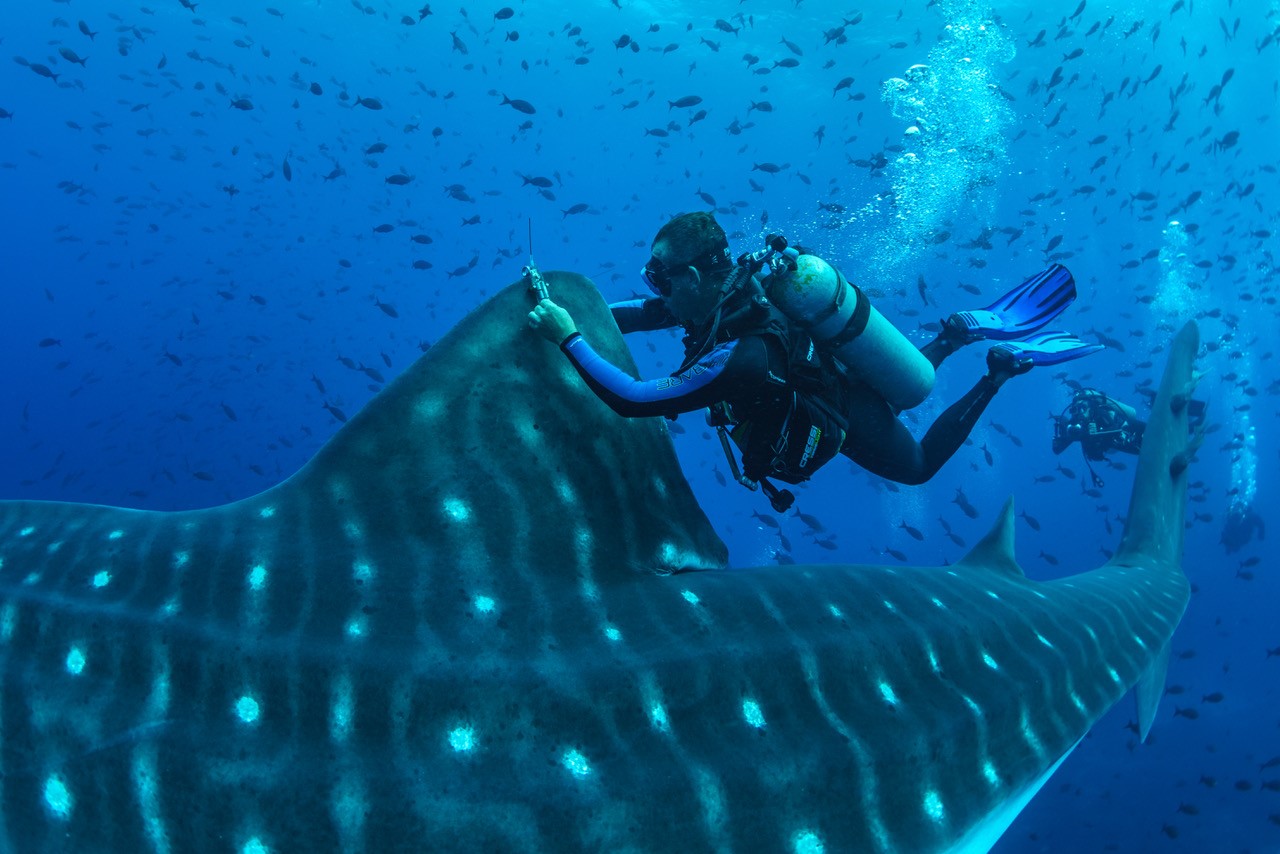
[220,403,238,422]
[1039,550,1059,566]
[58,47,88,67]
[230,98,254,111]
[282,157,292,182]
[791,509,823,532]
[494,6,514,20]
[562,203,588,218]
[78,20,98,40]
[501,95,536,114]
[898,521,924,541]
[1201,692,1224,703]
[1019,511,1041,531]
[751,511,780,529]
[374,297,399,318]
[1173,706,1198,720]
[373,224,395,233]
[38,338,62,348]
[885,547,908,562]
[385,173,414,185]
[356,96,383,110]
[952,488,979,519]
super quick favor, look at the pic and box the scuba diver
[1220,502,1265,553]
[527,212,1102,510]
[1052,387,1206,487]
[1052,388,1145,486]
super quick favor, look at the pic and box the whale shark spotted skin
[0,274,1197,853]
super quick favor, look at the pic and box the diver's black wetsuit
[558,298,998,485]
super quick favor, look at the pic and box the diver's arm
[559,334,762,418]
[610,298,680,334]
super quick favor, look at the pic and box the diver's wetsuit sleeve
[558,333,766,417]
[610,298,680,333]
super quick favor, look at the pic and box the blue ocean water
[1,0,1276,851]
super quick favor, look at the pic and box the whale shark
[0,272,1199,853]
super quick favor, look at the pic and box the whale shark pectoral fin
[1134,639,1172,742]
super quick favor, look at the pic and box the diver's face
[651,241,721,327]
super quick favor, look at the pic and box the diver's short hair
[652,212,726,268]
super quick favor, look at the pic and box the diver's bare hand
[527,299,578,344]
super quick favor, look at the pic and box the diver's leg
[920,329,964,369]
[839,385,931,484]
[842,371,1008,485]
[915,375,1002,476]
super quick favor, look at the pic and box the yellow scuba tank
[765,253,935,411]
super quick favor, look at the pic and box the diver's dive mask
[640,238,733,297]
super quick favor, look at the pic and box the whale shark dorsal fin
[956,496,1024,576]
[285,271,729,580]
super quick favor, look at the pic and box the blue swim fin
[946,264,1077,342]
[988,330,1105,375]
